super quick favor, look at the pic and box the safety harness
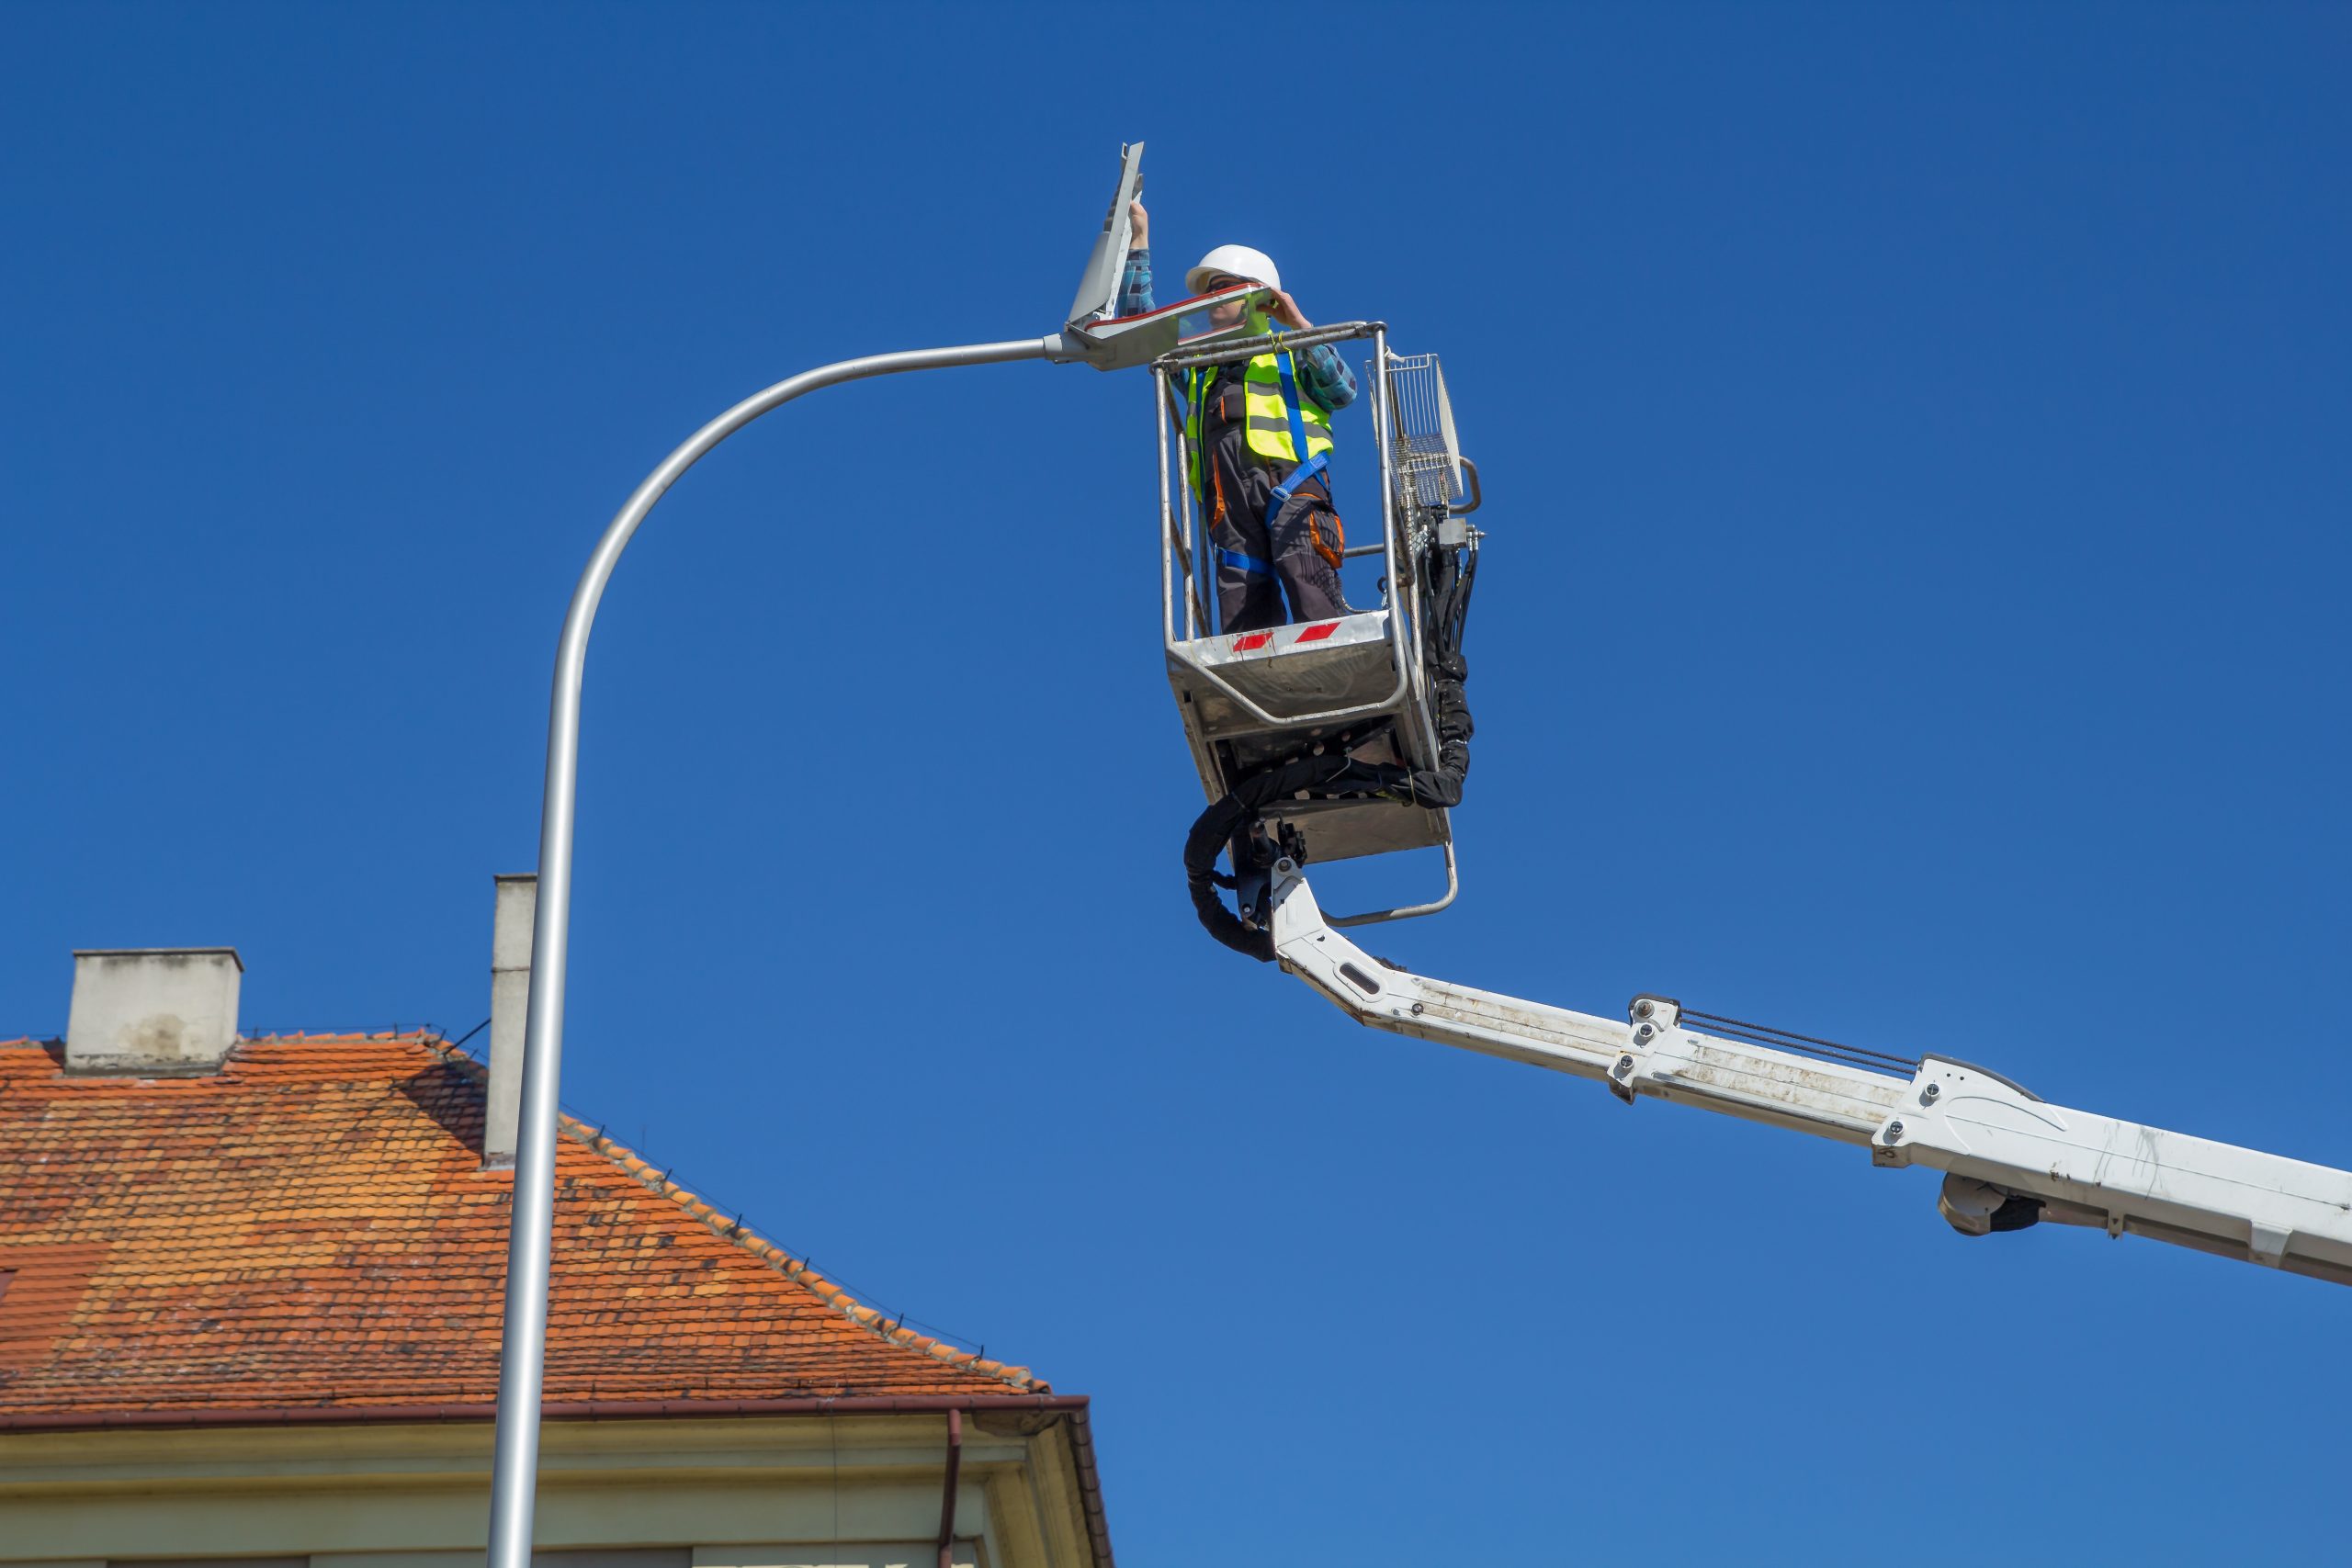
[1188,337,1344,591]
[1261,342,1329,532]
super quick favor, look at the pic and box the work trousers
[1201,423,1351,635]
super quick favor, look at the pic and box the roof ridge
[421,1040,1041,1395]
[2,1031,447,1048]
[241,1030,444,1042]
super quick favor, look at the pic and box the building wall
[0,1416,1093,1568]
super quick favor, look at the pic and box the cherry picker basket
[1155,324,1481,931]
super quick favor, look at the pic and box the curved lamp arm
[488,334,1055,1568]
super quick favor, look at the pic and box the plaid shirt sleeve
[1298,343,1359,412]
[1116,248,1155,316]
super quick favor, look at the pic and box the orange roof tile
[0,1033,1046,1416]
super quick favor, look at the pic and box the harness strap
[1276,345,1314,464]
[1217,547,1274,577]
[1265,343,1330,528]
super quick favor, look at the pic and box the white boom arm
[1267,861,2352,1287]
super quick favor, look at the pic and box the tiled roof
[0,1032,1044,1416]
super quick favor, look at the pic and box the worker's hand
[1128,198,1148,249]
[1267,288,1313,331]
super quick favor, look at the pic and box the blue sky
[6,4,2348,1562]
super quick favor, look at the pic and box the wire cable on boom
[1676,1007,1919,1077]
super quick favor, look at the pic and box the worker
[1122,199,1359,634]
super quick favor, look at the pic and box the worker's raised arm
[1264,288,1360,411]
[1117,199,1155,316]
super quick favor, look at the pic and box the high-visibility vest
[1184,351,1335,496]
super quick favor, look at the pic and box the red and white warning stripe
[1201,610,1387,661]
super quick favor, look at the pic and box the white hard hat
[1186,243,1281,295]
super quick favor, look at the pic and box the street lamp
[486,146,1170,1568]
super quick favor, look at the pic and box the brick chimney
[483,874,537,1168]
[65,948,243,1075]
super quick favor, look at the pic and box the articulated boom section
[1266,862,2352,1287]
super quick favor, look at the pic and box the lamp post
[485,335,1060,1568]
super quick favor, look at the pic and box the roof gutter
[0,1392,1082,1429]
[0,1393,1114,1568]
